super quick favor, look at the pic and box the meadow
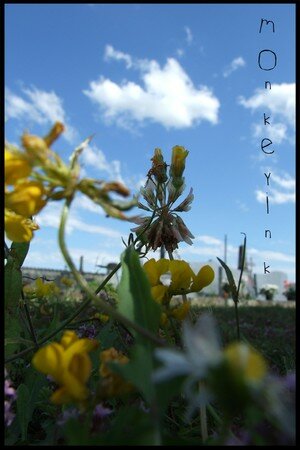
[5,124,295,445]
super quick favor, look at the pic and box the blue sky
[5,4,295,281]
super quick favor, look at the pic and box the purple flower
[283,372,295,392]
[4,369,17,427]
[57,407,80,426]
[93,404,112,420]
[77,323,97,339]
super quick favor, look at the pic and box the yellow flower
[5,209,39,242]
[170,302,190,321]
[100,347,129,377]
[35,278,60,298]
[5,181,47,217]
[32,330,98,404]
[60,276,74,287]
[99,347,132,397]
[170,145,189,180]
[143,258,214,302]
[224,342,267,383]
[21,133,49,162]
[5,148,32,185]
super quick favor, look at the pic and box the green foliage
[16,384,30,441]
[117,246,161,338]
[5,241,30,309]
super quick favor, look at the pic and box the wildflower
[132,147,194,253]
[143,258,214,302]
[149,148,168,183]
[5,180,47,217]
[60,276,74,287]
[32,330,98,404]
[153,313,268,419]
[5,209,39,242]
[77,323,98,339]
[5,148,32,185]
[99,347,133,397]
[5,369,17,427]
[224,342,267,383]
[169,145,189,189]
[170,302,190,320]
[34,278,60,298]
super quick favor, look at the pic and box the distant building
[189,261,288,301]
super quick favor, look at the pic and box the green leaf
[5,261,22,309]
[111,343,156,403]
[116,246,162,403]
[117,246,161,338]
[217,257,238,302]
[4,241,30,309]
[10,241,30,267]
[16,384,31,441]
[5,313,22,356]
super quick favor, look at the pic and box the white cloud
[255,188,295,204]
[104,45,133,68]
[37,202,122,238]
[176,48,185,58]
[255,170,295,204]
[83,49,220,129]
[238,83,295,145]
[239,83,295,126]
[80,144,125,184]
[253,122,288,144]
[184,26,193,45]
[194,235,223,246]
[5,86,77,143]
[248,248,295,264]
[223,56,246,78]
[236,200,249,212]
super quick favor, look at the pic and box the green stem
[234,301,240,341]
[21,290,38,347]
[58,198,165,347]
[200,403,208,443]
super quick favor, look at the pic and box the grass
[191,300,295,376]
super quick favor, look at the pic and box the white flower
[153,314,222,417]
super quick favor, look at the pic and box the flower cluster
[32,330,98,404]
[143,258,214,322]
[132,146,194,253]
[5,122,136,243]
[23,277,60,299]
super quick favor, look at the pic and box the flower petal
[191,265,215,292]
[32,343,64,383]
[169,260,194,291]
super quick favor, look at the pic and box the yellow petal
[224,342,267,382]
[68,353,92,384]
[5,210,38,242]
[5,149,31,185]
[155,258,170,277]
[63,338,98,368]
[50,386,72,405]
[60,330,79,349]
[191,265,215,292]
[169,260,193,291]
[5,181,46,217]
[61,369,90,401]
[32,343,64,383]
[143,259,169,286]
[151,285,168,303]
[171,302,190,320]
